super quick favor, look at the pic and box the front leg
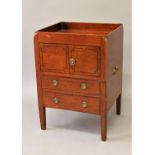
[39,106,46,130]
[100,114,107,141]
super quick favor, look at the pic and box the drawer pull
[112,66,119,75]
[80,83,87,89]
[52,97,60,104]
[52,80,59,86]
[81,101,88,108]
[69,58,76,66]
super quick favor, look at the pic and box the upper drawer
[42,76,100,96]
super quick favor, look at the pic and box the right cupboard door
[69,45,101,76]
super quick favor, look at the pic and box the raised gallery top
[37,22,122,36]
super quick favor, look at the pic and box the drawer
[43,91,100,114]
[41,76,100,95]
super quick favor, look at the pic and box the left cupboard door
[39,44,69,73]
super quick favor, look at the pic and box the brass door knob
[115,66,119,70]
[52,80,59,86]
[80,83,87,89]
[69,58,76,66]
[112,66,119,75]
[81,101,88,108]
[52,97,60,104]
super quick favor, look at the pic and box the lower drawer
[43,91,100,114]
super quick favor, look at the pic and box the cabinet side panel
[34,33,43,104]
[34,33,46,128]
[106,26,123,111]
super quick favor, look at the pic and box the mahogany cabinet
[34,22,123,141]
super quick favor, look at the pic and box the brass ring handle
[112,66,119,75]
[80,83,87,89]
[52,80,59,86]
[52,97,60,104]
[81,101,88,108]
[69,58,76,66]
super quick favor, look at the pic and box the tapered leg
[39,106,46,130]
[116,94,122,115]
[100,114,107,141]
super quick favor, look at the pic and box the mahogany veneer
[34,22,123,141]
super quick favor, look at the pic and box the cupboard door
[69,45,100,76]
[40,44,69,73]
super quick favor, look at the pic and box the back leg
[116,94,121,115]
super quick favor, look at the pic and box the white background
[1,0,155,155]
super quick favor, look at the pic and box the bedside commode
[34,22,123,141]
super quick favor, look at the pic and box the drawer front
[43,91,100,114]
[42,76,100,95]
[40,44,69,73]
[70,45,101,76]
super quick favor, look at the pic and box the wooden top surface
[37,22,122,36]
